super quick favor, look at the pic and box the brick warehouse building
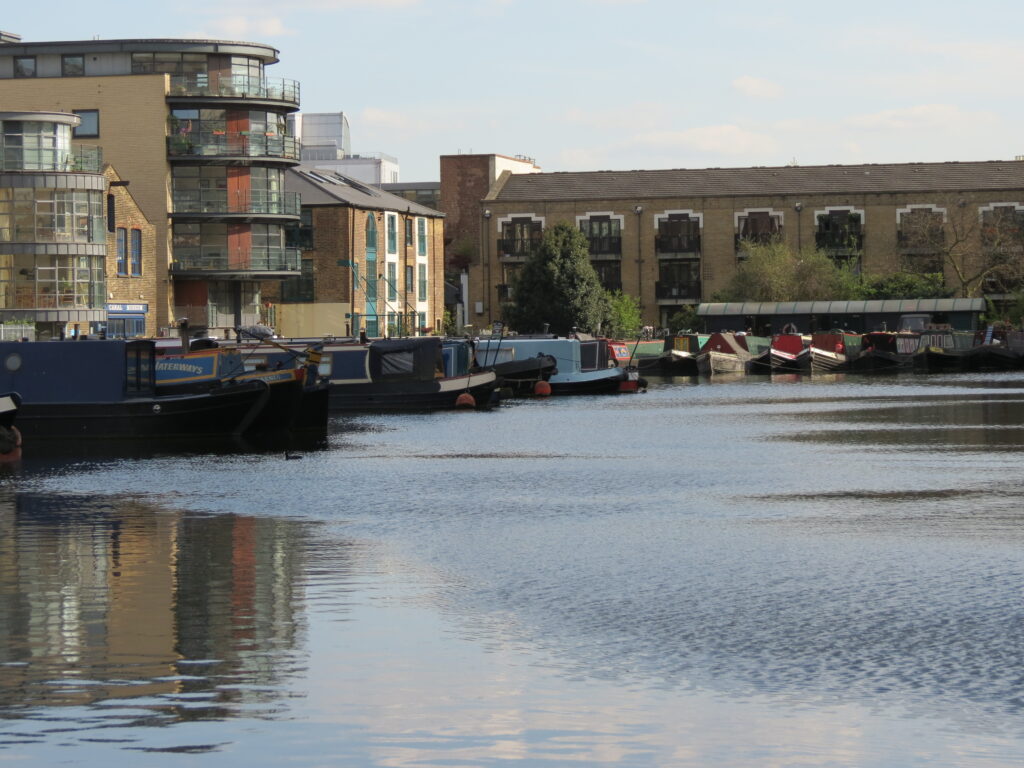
[0,32,301,337]
[469,161,1024,330]
[270,166,446,338]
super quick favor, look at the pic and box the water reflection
[0,491,322,748]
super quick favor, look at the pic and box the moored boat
[0,392,22,463]
[472,335,632,395]
[769,333,810,372]
[849,332,922,371]
[700,332,751,375]
[466,338,557,396]
[659,334,703,376]
[0,340,274,440]
[809,332,862,373]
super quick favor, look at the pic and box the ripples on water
[2,371,1024,766]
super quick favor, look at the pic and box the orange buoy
[533,380,552,396]
[455,392,476,408]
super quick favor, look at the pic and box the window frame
[130,228,143,276]
[13,57,36,78]
[61,55,85,77]
[72,110,100,139]
[116,227,128,276]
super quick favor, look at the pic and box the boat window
[379,350,415,376]
[579,341,599,371]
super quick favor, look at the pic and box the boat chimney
[177,318,190,352]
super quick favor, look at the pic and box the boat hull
[327,370,499,411]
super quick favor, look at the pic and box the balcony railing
[586,236,622,256]
[171,246,302,274]
[499,238,540,257]
[655,234,701,256]
[168,73,300,106]
[815,231,864,251]
[0,144,102,173]
[655,281,702,301]
[167,132,300,161]
[171,190,300,217]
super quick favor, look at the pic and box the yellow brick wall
[104,165,159,337]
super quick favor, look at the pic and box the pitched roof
[698,299,986,316]
[286,165,443,216]
[492,161,1024,201]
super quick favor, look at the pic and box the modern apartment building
[472,161,1024,329]
[0,110,107,339]
[0,32,302,337]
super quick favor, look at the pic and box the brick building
[268,166,445,338]
[103,166,158,337]
[468,161,1024,329]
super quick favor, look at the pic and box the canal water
[1,372,1023,767]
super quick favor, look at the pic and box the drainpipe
[634,205,644,316]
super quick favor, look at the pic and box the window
[14,57,35,78]
[387,262,397,300]
[657,260,701,300]
[405,217,413,247]
[592,261,621,293]
[116,228,128,276]
[73,110,99,139]
[579,216,622,255]
[62,55,85,77]
[500,218,543,256]
[386,214,397,254]
[405,265,414,293]
[417,218,427,256]
[656,214,701,255]
[815,209,863,252]
[897,207,945,251]
[281,258,314,303]
[130,229,142,276]
[418,264,427,302]
[286,208,314,250]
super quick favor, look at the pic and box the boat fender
[455,392,476,408]
[533,380,552,397]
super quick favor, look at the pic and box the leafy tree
[857,272,950,300]
[667,305,699,332]
[605,290,643,339]
[502,222,609,335]
[719,240,860,301]
[895,199,1024,297]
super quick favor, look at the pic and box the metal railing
[168,73,300,105]
[171,189,300,217]
[171,246,301,273]
[499,238,540,257]
[815,231,864,251]
[655,280,702,300]
[586,236,622,256]
[166,131,299,160]
[655,234,701,255]
[0,144,102,173]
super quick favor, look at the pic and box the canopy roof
[697,299,986,316]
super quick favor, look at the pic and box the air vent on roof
[1015,155,1024,161]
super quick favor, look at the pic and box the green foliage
[605,290,643,339]
[502,222,609,335]
[721,240,861,301]
[856,272,951,300]
[667,305,699,332]
[447,237,476,273]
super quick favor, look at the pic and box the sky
[5,0,1024,182]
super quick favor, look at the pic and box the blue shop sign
[108,303,149,314]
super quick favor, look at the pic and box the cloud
[731,76,783,100]
[634,124,778,157]
[843,104,999,133]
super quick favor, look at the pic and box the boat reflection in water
[0,491,334,726]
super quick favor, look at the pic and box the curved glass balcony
[0,144,102,173]
[167,131,299,161]
[168,74,300,107]
[171,190,300,217]
[171,246,301,275]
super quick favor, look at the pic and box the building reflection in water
[0,490,310,723]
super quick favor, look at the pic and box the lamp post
[482,208,492,324]
[634,205,644,312]
[794,202,803,252]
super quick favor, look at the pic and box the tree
[605,290,643,339]
[895,199,1024,297]
[502,222,609,335]
[666,305,699,333]
[718,240,861,302]
[857,272,950,300]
